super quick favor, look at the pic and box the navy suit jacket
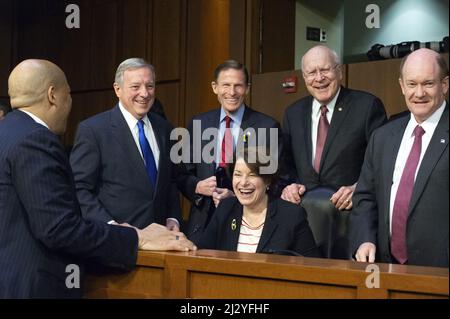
[282,87,387,191]
[176,106,283,239]
[0,110,138,298]
[70,104,182,229]
[194,197,321,257]
[350,105,449,267]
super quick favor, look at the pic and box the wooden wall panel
[0,0,14,98]
[63,90,116,146]
[251,67,347,124]
[260,0,295,73]
[156,82,180,127]
[347,58,406,117]
[120,0,149,61]
[348,54,449,117]
[15,0,62,64]
[90,0,120,89]
[184,0,230,126]
[59,0,92,92]
[152,0,181,81]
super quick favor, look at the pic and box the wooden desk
[85,250,448,299]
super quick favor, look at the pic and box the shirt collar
[220,104,245,125]
[406,101,446,137]
[312,87,341,116]
[118,102,150,130]
[19,109,49,129]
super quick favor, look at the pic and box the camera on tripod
[367,36,449,61]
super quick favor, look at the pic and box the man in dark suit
[350,48,448,267]
[280,45,386,258]
[0,59,195,298]
[70,58,182,230]
[177,60,282,239]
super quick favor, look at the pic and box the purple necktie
[314,105,329,173]
[391,125,425,264]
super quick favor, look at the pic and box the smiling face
[302,46,342,105]
[399,49,449,124]
[114,66,155,119]
[232,158,269,210]
[212,68,249,115]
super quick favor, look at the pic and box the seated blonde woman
[194,146,321,257]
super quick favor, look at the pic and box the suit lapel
[110,105,155,195]
[320,87,351,169]
[301,97,314,166]
[257,201,278,252]
[240,106,256,131]
[227,201,243,251]
[148,113,166,190]
[383,118,409,230]
[409,106,449,215]
[203,109,221,176]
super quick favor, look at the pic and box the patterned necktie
[314,105,329,173]
[220,115,233,168]
[391,125,425,264]
[137,120,158,186]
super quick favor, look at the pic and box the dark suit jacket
[0,111,138,298]
[194,197,321,257]
[70,104,182,229]
[349,105,449,267]
[282,87,387,191]
[177,106,283,239]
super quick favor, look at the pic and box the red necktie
[314,105,329,173]
[391,125,425,264]
[220,115,233,168]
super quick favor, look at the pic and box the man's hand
[354,242,376,262]
[330,183,356,210]
[195,176,217,196]
[212,187,235,207]
[281,183,306,204]
[136,223,197,251]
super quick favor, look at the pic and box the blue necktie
[137,120,157,186]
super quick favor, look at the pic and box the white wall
[295,0,344,69]
[344,0,449,63]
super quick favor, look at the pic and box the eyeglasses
[303,65,339,80]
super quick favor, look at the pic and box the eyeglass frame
[302,64,340,80]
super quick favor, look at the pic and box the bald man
[280,45,387,258]
[350,49,449,267]
[0,59,195,298]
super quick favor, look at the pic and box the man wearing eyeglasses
[280,45,387,259]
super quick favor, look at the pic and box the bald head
[8,59,72,135]
[301,45,340,71]
[8,59,68,109]
[400,48,449,80]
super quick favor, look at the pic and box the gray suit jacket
[349,105,449,267]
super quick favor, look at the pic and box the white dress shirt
[389,102,446,233]
[215,104,245,167]
[118,102,160,169]
[19,110,49,129]
[311,88,340,164]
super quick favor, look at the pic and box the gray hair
[301,45,340,71]
[114,58,155,86]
